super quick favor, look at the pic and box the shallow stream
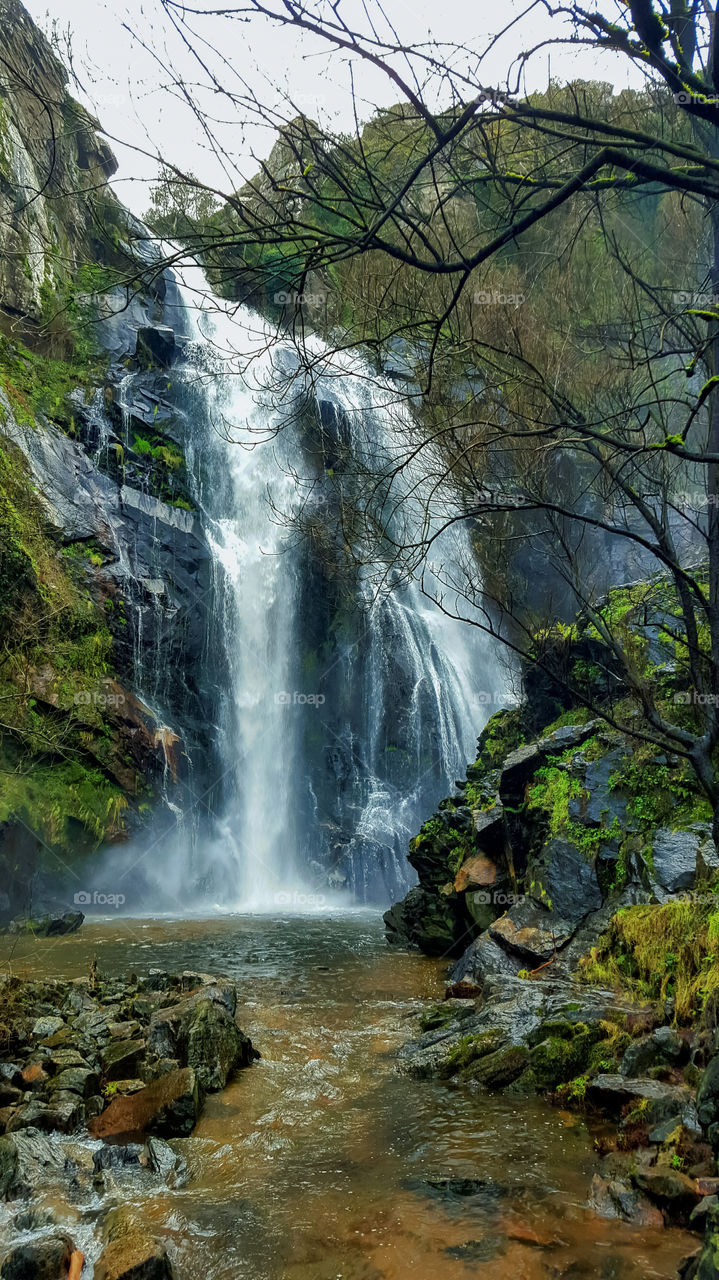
[2,913,696,1278]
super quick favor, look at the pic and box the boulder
[383,886,463,955]
[5,913,83,938]
[697,1055,719,1131]
[101,1039,146,1082]
[449,932,519,987]
[0,1128,66,1200]
[589,1173,664,1227]
[650,827,718,897]
[31,1017,64,1039]
[527,837,603,925]
[620,1026,686,1077]
[47,1068,99,1099]
[587,1075,695,1127]
[0,1234,74,1279]
[89,1067,203,1141]
[7,1097,83,1135]
[182,1000,254,1091]
[489,903,574,965]
[633,1166,700,1212]
[94,1205,174,1280]
[135,325,176,370]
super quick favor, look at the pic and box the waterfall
[117,270,508,910]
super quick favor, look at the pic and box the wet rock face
[0,1234,75,1279]
[94,1206,175,1280]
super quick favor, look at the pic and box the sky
[24,0,642,216]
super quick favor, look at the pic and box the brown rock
[696,1177,719,1196]
[89,1067,202,1142]
[20,1063,48,1089]
[454,855,498,893]
[634,1166,700,1208]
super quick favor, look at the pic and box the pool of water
[1,913,696,1278]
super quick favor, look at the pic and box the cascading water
[115,267,508,910]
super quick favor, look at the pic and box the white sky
[25,0,641,216]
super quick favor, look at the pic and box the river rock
[587,1075,695,1127]
[31,1017,64,1040]
[7,1096,83,1135]
[89,1067,203,1141]
[143,1136,188,1188]
[0,1233,74,1279]
[146,987,253,1090]
[0,1128,66,1200]
[94,1205,174,1280]
[620,1026,686,1077]
[101,1039,146,1082]
[633,1166,700,1212]
[47,1067,99,1098]
[589,1173,663,1227]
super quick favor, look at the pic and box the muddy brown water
[1,913,697,1278]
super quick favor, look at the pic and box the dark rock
[135,325,176,369]
[47,1067,99,1098]
[7,1096,83,1135]
[527,836,603,925]
[449,932,520,986]
[587,1074,694,1124]
[5,912,83,938]
[589,1173,664,1227]
[93,1144,143,1172]
[182,1000,254,1091]
[697,1055,719,1131]
[143,1136,188,1188]
[650,827,718,896]
[383,886,463,955]
[0,1234,74,1279]
[101,1039,146,1082]
[633,1165,700,1211]
[94,1205,174,1280]
[620,1026,686,1077]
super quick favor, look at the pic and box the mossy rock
[439,1029,506,1079]
[465,1044,530,1089]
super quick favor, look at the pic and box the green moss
[0,443,132,856]
[0,334,106,433]
[580,899,719,1022]
[440,1029,505,1078]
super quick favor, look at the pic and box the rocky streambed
[0,962,257,1277]
[0,914,701,1279]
